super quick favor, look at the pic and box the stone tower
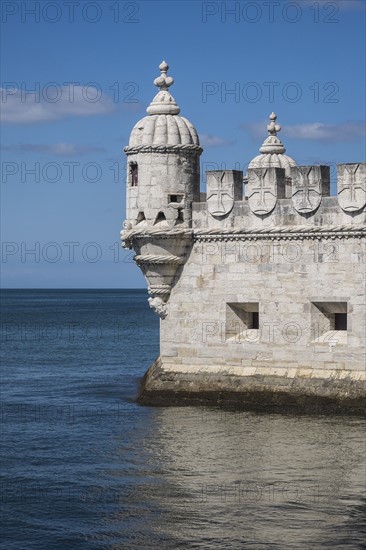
[122,61,202,317]
[122,62,366,414]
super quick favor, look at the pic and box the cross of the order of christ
[293,167,321,210]
[208,172,233,214]
[339,165,365,207]
[250,169,276,210]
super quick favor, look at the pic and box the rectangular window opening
[311,301,348,345]
[225,302,259,342]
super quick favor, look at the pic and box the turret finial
[147,60,180,116]
[259,112,285,154]
[267,112,281,136]
[153,60,174,91]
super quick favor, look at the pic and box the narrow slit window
[130,163,138,186]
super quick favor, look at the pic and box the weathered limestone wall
[160,234,365,373]
[160,198,365,373]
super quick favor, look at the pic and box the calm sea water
[1,289,365,550]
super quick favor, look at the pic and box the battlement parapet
[193,163,366,231]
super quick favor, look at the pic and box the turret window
[130,163,138,186]
[168,194,184,204]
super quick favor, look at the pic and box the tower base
[138,357,366,416]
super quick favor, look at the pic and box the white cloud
[199,134,234,147]
[0,85,115,124]
[282,121,365,142]
[1,143,105,156]
[245,120,365,143]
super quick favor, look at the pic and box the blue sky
[1,0,365,288]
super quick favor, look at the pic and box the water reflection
[108,408,365,549]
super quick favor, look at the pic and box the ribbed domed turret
[248,113,297,177]
[126,61,200,150]
[128,114,199,148]
[123,61,202,233]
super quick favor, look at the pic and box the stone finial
[146,60,180,116]
[259,113,286,155]
[267,112,281,136]
[153,61,174,91]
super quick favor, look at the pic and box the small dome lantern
[247,113,297,178]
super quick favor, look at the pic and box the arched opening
[136,212,146,224]
[154,211,167,225]
[175,210,184,225]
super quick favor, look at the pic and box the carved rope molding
[124,144,203,154]
[121,227,193,249]
[194,224,366,242]
[134,254,185,265]
[122,227,193,239]
[148,284,171,296]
